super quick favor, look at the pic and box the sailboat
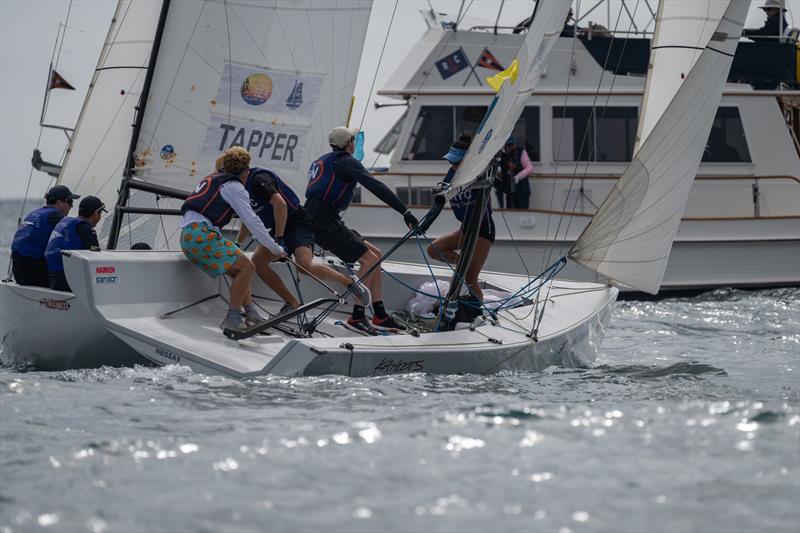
[2,0,746,377]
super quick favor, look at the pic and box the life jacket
[443,168,493,223]
[245,167,301,229]
[11,206,63,258]
[45,217,87,272]
[305,151,353,212]
[181,172,240,228]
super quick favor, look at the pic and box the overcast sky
[1,0,794,201]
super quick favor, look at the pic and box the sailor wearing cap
[427,131,495,307]
[10,185,80,288]
[743,0,788,41]
[304,126,418,334]
[44,195,107,292]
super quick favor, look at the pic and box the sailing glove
[403,210,419,229]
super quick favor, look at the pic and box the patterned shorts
[180,222,241,278]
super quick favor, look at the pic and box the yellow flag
[486,59,519,93]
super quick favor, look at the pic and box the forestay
[446,1,571,196]
[636,0,732,149]
[569,0,748,294]
[56,0,161,221]
[133,0,372,197]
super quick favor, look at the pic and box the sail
[568,0,748,294]
[57,0,162,211]
[636,0,732,149]
[132,0,373,196]
[446,1,571,195]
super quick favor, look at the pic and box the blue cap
[443,146,466,164]
[505,136,517,145]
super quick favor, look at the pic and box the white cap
[329,126,359,149]
[759,0,785,10]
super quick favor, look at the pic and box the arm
[220,181,283,255]
[336,156,407,214]
[76,221,100,249]
[513,150,534,183]
[269,193,287,238]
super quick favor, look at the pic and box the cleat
[348,275,371,305]
[345,317,380,336]
[372,314,406,332]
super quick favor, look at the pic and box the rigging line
[53,0,73,71]
[497,209,531,282]
[357,0,399,131]
[156,196,170,247]
[223,0,232,125]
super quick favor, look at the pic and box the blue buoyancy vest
[45,217,86,272]
[11,206,63,259]
[181,172,240,228]
[305,151,352,212]
[443,168,493,223]
[245,167,301,230]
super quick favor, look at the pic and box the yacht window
[375,110,408,154]
[402,106,453,160]
[455,106,488,135]
[397,187,433,207]
[553,106,638,161]
[512,107,541,161]
[702,107,751,162]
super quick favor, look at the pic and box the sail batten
[569,0,748,294]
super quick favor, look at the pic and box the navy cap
[46,185,80,203]
[78,195,108,216]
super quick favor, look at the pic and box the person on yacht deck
[500,137,534,209]
[305,126,418,334]
[232,162,371,314]
[180,147,285,331]
[427,132,495,306]
[11,185,79,288]
[45,195,106,292]
[743,0,788,41]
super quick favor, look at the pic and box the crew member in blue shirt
[427,131,494,304]
[11,185,80,288]
[180,147,285,331]
[45,195,107,292]
[305,126,418,334]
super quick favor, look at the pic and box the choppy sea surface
[1,199,799,532]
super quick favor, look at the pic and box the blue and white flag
[435,48,469,80]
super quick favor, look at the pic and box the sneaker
[372,314,406,331]
[346,317,379,336]
[347,275,371,305]
[220,310,245,331]
[244,306,265,327]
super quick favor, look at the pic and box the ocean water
[1,201,799,532]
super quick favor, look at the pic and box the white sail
[569,0,748,294]
[447,1,571,195]
[636,0,733,149]
[133,0,372,196]
[57,0,162,210]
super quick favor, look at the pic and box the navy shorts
[461,215,496,244]
[283,211,316,255]
[305,209,367,265]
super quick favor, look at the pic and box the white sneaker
[220,311,244,330]
[348,275,371,305]
[244,306,265,327]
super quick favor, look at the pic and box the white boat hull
[63,250,617,378]
[0,281,147,370]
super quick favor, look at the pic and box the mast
[107,0,171,250]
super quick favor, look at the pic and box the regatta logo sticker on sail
[285,81,303,109]
[478,129,494,153]
[240,73,273,106]
[160,145,176,162]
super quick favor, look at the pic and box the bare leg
[252,245,300,308]
[464,236,492,301]
[360,241,382,302]
[293,246,351,287]
[427,229,462,264]
[226,254,255,310]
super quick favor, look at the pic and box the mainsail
[132,0,372,197]
[56,0,161,215]
[569,0,748,294]
[446,0,571,196]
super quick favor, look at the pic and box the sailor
[44,195,107,292]
[10,185,79,288]
[427,131,494,305]
[743,0,788,41]
[305,126,418,334]
[499,137,534,209]
[232,161,371,313]
[180,147,285,330]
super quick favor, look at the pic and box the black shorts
[461,215,496,244]
[11,253,49,288]
[305,203,368,264]
[282,210,316,255]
